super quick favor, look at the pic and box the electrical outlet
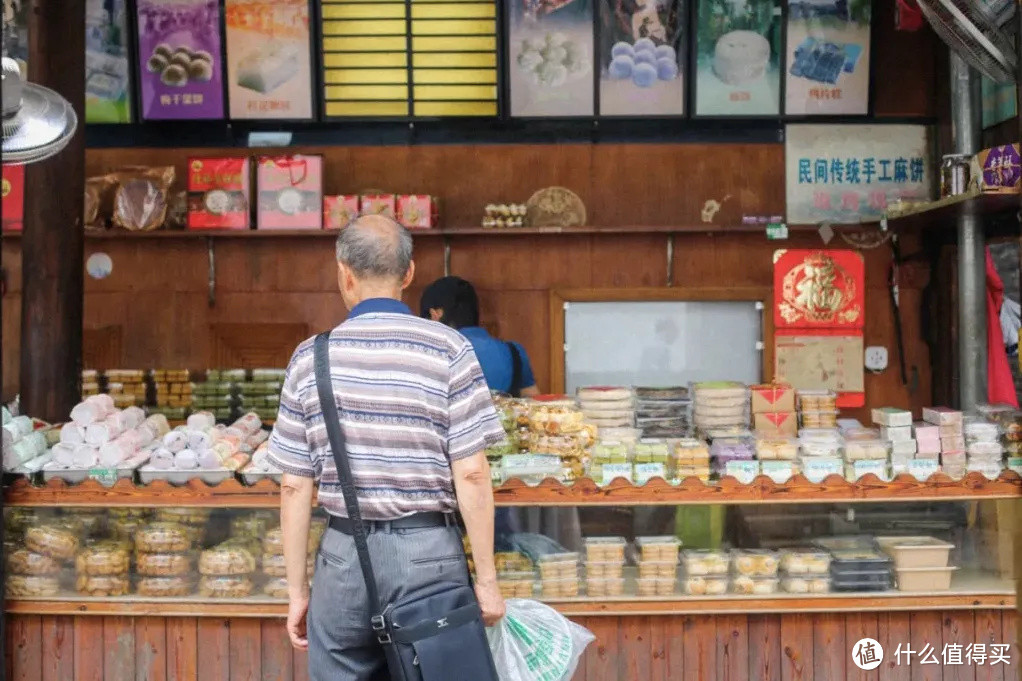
[864,346,888,372]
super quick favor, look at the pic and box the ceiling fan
[914,0,1017,83]
[2,0,77,165]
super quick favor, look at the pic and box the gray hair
[335,214,413,279]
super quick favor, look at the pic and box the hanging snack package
[487,599,594,681]
[111,166,176,231]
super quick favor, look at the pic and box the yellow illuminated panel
[322,0,497,117]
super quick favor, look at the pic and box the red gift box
[256,155,323,230]
[749,383,795,413]
[2,165,25,232]
[360,194,395,219]
[187,157,251,230]
[323,195,360,230]
[397,194,438,230]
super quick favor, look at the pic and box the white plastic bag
[487,598,595,681]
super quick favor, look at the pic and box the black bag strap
[506,341,523,398]
[313,331,384,617]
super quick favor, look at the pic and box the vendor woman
[420,276,539,397]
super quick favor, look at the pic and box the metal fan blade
[917,0,1017,82]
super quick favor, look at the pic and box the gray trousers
[308,523,470,681]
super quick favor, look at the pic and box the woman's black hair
[419,276,480,329]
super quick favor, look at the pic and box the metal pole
[949,52,987,411]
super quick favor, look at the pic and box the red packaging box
[256,155,323,230]
[360,194,395,219]
[754,412,798,437]
[749,384,795,414]
[397,194,438,230]
[187,157,251,230]
[2,165,25,232]
[323,195,360,230]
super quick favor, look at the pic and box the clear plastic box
[637,576,677,596]
[637,561,679,579]
[798,390,837,411]
[681,549,730,576]
[635,536,682,562]
[875,536,953,569]
[731,549,779,577]
[681,575,728,595]
[779,550,831,575]
[539,576,580,598]
[582,537,626,562]
[585,577,625,597]
[585,561,624,579]
[536,552,580,579]
[781,576,831,594]
[731,576,779,595]
[755,437,799,460]
[843,439,890,461]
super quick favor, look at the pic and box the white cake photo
[712,30,770,85]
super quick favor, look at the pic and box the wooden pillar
[18,0,86,422]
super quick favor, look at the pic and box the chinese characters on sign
[786,125,932,224]
[893,643,1012,666]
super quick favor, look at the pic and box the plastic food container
[637,561,678,579]
[635,536,681,562]
[494,552,533,573]
[755,437,799,460]
[75,542,130,576]
[800,410,839,429]
[583,537,626,562]
[528,402,584,435]
[964,421,999,443]
[585,561,624,579]
[710,437,756,461]
[637,576,677,596]
[674,439,710,463]
[263,577,289,599]
[136,552,194,577]
[75,574,130,597]
[136,576,194,597]
[155,508,211,525]
[586,577,625,597]
[731,550,779,577]
[635,387,689,401]
[731,576,779,595]
[779,550,831,575]
[25,525,79,561]
[681,549,730,576]
[7,549,61,576]
[539,577,580,598]
[633,439,670,463]
[262,553,315,578]
[199,575,254,598]
[895,566,958,591]
[681,576,728,595]
[497,571,535,598]
[6,575,61,597]
[967,441,1004,457]
[781,576,831,594]
[591,441,631,463]
[875,536,954,569]
[798,390,837,411]
[843,439,890,461]
[536,553,579,580]
[830,572,893,592]
[135,522,192,553]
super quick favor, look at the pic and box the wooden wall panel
[9,610,1014,681]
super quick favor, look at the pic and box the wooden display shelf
[5,471,1021,508]
[0,224,822,240]
[883,190,1020,237]
[6,572,1013,618]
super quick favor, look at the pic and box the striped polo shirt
[267,297,506,520]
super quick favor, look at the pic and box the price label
[766,222,788,240]
[600,464,634,486]
[849,460,889,482]
[634,463,666,485]
[907,458,940,481]
[803,457,842,483]
[725,460,759,485]
[87,467,118,485]
[1007,457,1022,475]
[761,460,794,484]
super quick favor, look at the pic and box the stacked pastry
[6,523,78,597]
[692,382,749,434]
[149,410,259,471]
[924,407,963,478]
[635,536,681,596]
[576,387,635,430]
[634,386,690,438]
[527,396,592,481]
[192,370,240,422]
[797,390,839,429]
[261,522,321,598]
[104,369,147,408]
[964,416,1003,479]
[75,541,131,597]
[2,407,47,471]
[199,539,257,598]
[237,368,285,423]
[50,396,169,470]
[149,369,193,419]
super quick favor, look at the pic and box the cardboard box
[187,157,251,230]
[975,144,1020,193]
[397,194,438,230]
[323,195,359,230]
[2,165,24,232]
[360,194,395,219]
[754,411,797,437]
[256,155,323,229]
[749,384,795,413]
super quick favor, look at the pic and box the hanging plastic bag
[487,598,595,681]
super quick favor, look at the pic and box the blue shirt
[458,326,536,394]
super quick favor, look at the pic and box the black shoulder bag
[313,332,499,681]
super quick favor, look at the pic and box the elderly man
[267,214,506,680]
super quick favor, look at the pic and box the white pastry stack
[964,416,1003,479]
[692,382,749,434]
[51,394,170,469]
[247,440,281,475]
[576,387,635,430]
[149,410,262,471]
[2,407,47,471]
[924,407,965,478]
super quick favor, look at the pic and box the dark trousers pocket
[410,622,498,681]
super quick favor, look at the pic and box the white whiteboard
[563,300,763,393]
